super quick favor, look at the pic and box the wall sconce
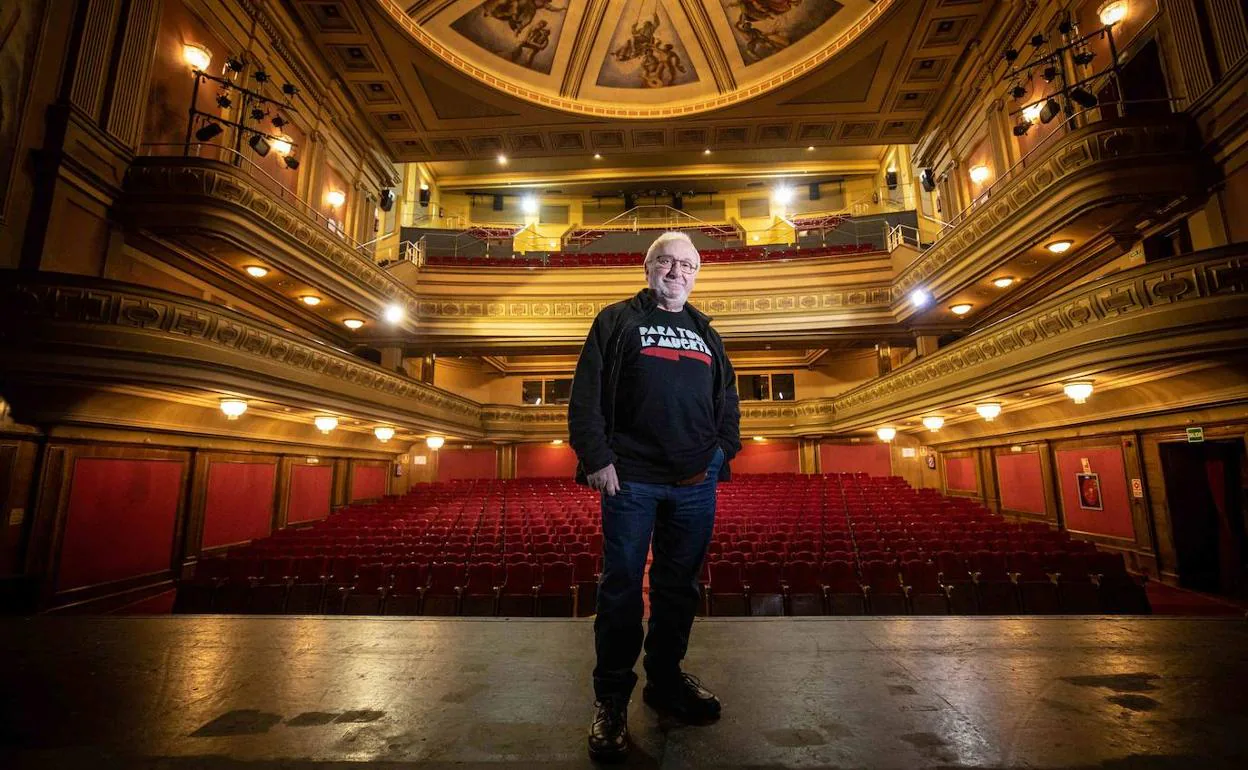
[325,190,346,207]
[182,43,212,72]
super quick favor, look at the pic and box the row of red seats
[422,242,880,268]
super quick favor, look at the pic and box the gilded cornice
[124,158,421,317]
[893,116,1204,312]
[837,249,1248,424]
[0,274,478,431]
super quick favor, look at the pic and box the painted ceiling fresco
[404,0,889,107]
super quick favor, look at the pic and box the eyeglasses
[649,255,699,274]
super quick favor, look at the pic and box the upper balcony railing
[929,99,1186,241]
[137,142,375,257]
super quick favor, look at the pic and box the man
[569,231,741,763]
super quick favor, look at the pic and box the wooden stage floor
[2,615,1246,769]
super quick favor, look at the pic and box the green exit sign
[1186,427,1204,443]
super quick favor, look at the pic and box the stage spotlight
[1039,97,1061,123]
[248,133,271,157]
[1042,65,1058,82]
[521,195,539,215]
[910,288,931,308]
[225,57,245,73]
[215,94,232,109]
[1023,102,1044,122]
[1073,50,1096,66]
[1030,34,1046,47]
[283,155,300,170]
[195,122,223,142]
[1011,84,1027,99]
[384,304,405,324]
[271,115,286,129]
[271,135,293,156]
[253,69,270,83]
[772,185,794,205]
[281,82,298,96]
[1013,121,1031,137]
[1069,87,1098,108]
[250,107,265,121]
[1003,48,1019,62]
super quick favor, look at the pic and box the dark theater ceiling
[290,0,994,166]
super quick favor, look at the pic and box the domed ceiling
[294,0,993,165]
[392,0,896,117]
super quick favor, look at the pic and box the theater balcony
[894,112,1209,322]
[122,147,420,331]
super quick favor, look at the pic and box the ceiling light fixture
[521,195,539,215]
[343,318,365,330]
[1046,239,1073,253]
[244,265,268,278]
[374,426,395,442]
[299,295,321,306]
[772,185,794,205]
[219,398,247,419]
[593,153,602,159]
[950,303,973,315]
[551,439,563,445]
[314,415,338,433]
[922,416,945,432]
[976,402,1002,421]
[1063,381,1094,404]
[910,288,931,308]
[426,436,445,450]
[992,276,1015,288]
[182,43,211,71]
[497,154,508,165]
[703,148,712,155]
[325,190,345,207]
[807,146,815,151]
[876,427,897,442]
[384,304,405,324]
[969,164,991,185]
[753,436,766,441]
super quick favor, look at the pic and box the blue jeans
[592,446,723,702]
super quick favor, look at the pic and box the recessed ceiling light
[343,318,364,330]
[992,276,1015,288]
[1046,239,1074,253]
[497,154,508,165]
[950,303,973,315]
[299,295,321,306]
[244,265,268,278]
[703,148,712,155]
[807,146,815,151]
[593,153,602,159]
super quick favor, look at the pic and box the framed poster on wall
[1076,472,1103,511]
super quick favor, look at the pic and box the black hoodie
[568,288,741,485]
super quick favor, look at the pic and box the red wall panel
[820,443,892,477]
[351,464,387,501]
[58,458,183,591]
[945,456,978,492]
[732,441,800,475]
[288,465,332,524]
[1055,446,1135,539]
[202,462,276,548]
[437,447,497,481]
[517,444,579,478]
[995,453,1046,514]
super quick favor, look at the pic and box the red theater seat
[708,561,748,616]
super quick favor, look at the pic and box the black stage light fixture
[1042,65,1058,82]
[1069,87,1098,108]
[271,115,286,129]
[1004,48,1019,62]
[1058,20,1073,35]
[216,94,232,109]
[226,57,245,73]
[283,155,300,170]
[253,69,269,83]
[418,187,430,207]
[380,188,396,212]
[919,167,936,193]
[1039,97,1062,123]
[1030,34,1046,47]
[249,133,271,157]
[1011,83,1027,99]
[195,122,223,141]
[1012,121,1031,137]
[250,107,266,121]
[281,82,298,96]
[885,170,898,190]
[1073,50,1095,66]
